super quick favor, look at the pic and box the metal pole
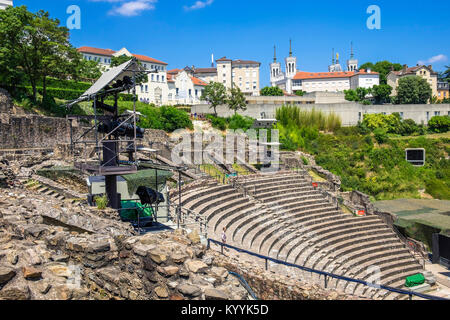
[178,170,181,229]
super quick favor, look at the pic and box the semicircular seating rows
[173,171,424,300]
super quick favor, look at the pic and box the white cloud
[418,54,448,66]
[184,0,214,11]
[90,0,157,17]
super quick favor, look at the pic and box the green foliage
[428,116,450,133]
[359,61,403,84]
[136,105,193,132]
[205,114,255,131]
[0,6,82,102]
[373,128,388,144]
[206,115,227,131]
[228,114,254,131]
[201,82,227,116]
[94,194,108,210]
[372,84,392,104]
[395,76,432,104]
[260,86,284,96]
[276,105,341,132]
[302,132,450,201]
[301,157,309,165]
[294,90,306,96]
[227,86,247,114]
[426,179,450,200]
[344,89,359,102]
[111,55,133,67]
[344,87,373,104]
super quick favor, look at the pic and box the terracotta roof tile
[191,76,208,86]
[77,46,167,65]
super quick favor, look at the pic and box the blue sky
[14,0,450,87]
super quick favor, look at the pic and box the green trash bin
[405,273,425,288]
[120,200,153,221]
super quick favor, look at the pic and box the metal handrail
[207,238,448,301]
[228,271,259,300]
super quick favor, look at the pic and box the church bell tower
[270,45,282,86]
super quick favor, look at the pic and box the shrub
[206,115,227,131]
[428,116,450,133]
[426,179,450,200]
[228,114,254,131]
[94,194,108,210]
[276,105,341,132]
[373,128,388,144]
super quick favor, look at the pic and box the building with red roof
[270,42,379,94]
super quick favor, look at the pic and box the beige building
[387,64,438,99]
[193,57,261,96]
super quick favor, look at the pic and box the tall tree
[395,76,432,104]
[260,86,284,96]
[227,86,247,115]
[0,6,78,102]
[200,82,227,116]
[359,61,403,84]
[371,84,392,104]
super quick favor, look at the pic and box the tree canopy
[200,82,227,116]
[371,84,393,104]
[0,6,88,102]
[359,61,403,84]
[395,76,432,104]
[260,86,284,96]
[226,86,247,115]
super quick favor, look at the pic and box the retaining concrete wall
[192,103,450,127]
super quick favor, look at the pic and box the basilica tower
[270,46,282,86]
[285,39,297,79]
[347,42,359,72]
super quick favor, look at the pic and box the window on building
[151,74,154,81]
[176,88,179,95]
[195,89,198,96]
[189,89,192,96]
[435,111,440,116]
[157,75,160,82]
[162,76,165,82]
[145,85,148,93]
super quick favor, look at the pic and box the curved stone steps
[203,196,249,224]
[232,210,277,244]
[288,224,391,266]
[254,185,313,200]
[180,185,234,208]
[258,209,344,257]
[209,201,256,234]
[255,188,318,204]
[300,221,391,267]
[241,203,340,252]
[329,251,416,293]
[299,220,387,267]
[172,182,221,200]
[358,265,423,298]
[250,207,346,255]
[315,239,405,272]
[280,229,394,270]
[214,203,270,237]
[253,181,311,196]
[269,210,344,260]
[239,174,303,188]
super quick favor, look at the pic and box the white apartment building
[166,67,208,105]
[271,42,379,94]
[0,0,13,10]
[193,57,261,96]
[78,46,169,105]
